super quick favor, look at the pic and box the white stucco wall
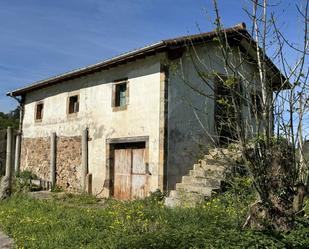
[166,42,262,190]
[22,55,163,195]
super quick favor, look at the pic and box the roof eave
[238,38,289,90]
[8,23,288,96]
[8,41,166,97]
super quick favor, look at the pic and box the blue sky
[0,0,302,112]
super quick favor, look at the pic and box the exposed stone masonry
[56,136,82,191]
[21,137,50,180]
[20,136,82,191]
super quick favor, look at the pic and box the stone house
[7,23,284,199]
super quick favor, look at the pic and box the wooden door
[131,148,147,199]
[114,149,132,200]
[113,146,147,200]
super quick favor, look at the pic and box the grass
[0,180,308,249]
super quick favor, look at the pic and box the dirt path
[0,230,14,249]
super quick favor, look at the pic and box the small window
[115,83,127,107]
[68,95,79,114]
[112,80,128,110]
[35,103,44,121]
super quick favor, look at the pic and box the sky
[0,0,304,113]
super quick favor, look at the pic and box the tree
[0,107,20,130]
[178,0,308,230]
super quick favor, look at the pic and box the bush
[13,170,41,193]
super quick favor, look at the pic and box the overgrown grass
[0,179,308,248]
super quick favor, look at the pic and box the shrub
[13,170,41,193]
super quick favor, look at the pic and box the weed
[0,180,307,249]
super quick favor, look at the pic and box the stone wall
[20,135,82,191]
[56,136,82,191]
[21,137,50,180]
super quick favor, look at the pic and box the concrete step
[208,148,242,161]
[189,169,206,178]
[203,154,214,160]
[193,163,203,171]
[165,196,181,207]
[181,175,221,188]
[190,166,225,179]
[202,164,226,173]
[169,190,178,198]
[176,183,213,196]
[208,148,230,157]
[165,190,208,207]
[203,168,225,179]
[203,158,227,167]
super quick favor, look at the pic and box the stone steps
[176,183,213,196]
[181,175,221,188]
[189,168,224,179]
[165,190,209,208]
[200,161,226,171]
[165,147,237,208]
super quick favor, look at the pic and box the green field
[0,183,308,249]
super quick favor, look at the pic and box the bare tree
[176,0,308,230]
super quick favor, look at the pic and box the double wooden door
[114,147,148,200]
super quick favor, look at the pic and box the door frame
[106,136,149,198]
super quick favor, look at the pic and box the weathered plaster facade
[11,25,282,197]
[165,43,262,189]
[18,44,261,194]
[21,56,163,195]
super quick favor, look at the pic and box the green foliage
[305,197,309,214]
[0,183,307,249]
[216,97,230,107]
[52,192,99,205]
[250,135,288,147]
[50,185,64,193]
[145,189,165,203]
[14,170,40,193]
[16,170,38,180]
[0,108,19,130]
[224,77,237,88]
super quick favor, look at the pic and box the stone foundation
[20,135,82,191]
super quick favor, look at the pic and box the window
[250,92,263,118]
[35,103,44,121]
[115,83,127,107]
[215,75,242,144]
[112,80,128,111]
[68,95,79,114]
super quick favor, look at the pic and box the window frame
[112,78,129,112]
[35,102,44,122]
[67,93,80,117]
